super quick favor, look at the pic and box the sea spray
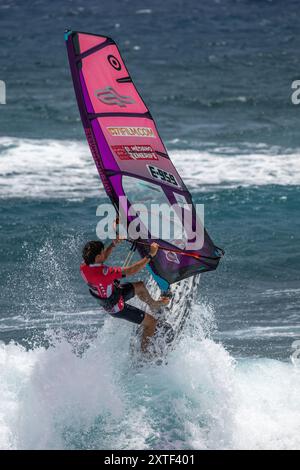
[1,307,300,449]
[129,275,207,360]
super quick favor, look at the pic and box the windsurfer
[80,238,170,351]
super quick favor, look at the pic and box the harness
[88,281,121,309]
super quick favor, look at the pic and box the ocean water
[0,0,300,450]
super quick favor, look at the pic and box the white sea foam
[0,303,300,450]
[136,9,152,14]
[172,149,300,188]
[0,137,300,198]
[0,137,101,199]
[217,325,300,339]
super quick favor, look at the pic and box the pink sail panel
[77,33,107,54]
[81,45,148,115]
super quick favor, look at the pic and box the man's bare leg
[132,281,169,311]
[141,313,157,352]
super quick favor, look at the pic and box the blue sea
[0,0,300,450]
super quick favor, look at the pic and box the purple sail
[65,30,224,290]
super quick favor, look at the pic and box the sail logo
[112,145,158,160]
[107,54,122,71]
[84,128,113,196]
[107,126,155,137]
[95,86,135,107]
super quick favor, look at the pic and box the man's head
[82,240,104,265]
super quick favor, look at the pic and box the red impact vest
[80,263,124,312]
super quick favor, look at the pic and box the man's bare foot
[150,296,171,311]
[159,296,171,305]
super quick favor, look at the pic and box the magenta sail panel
[65,30,223,289]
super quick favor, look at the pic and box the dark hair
[82,240,104,265]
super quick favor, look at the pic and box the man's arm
[123,256,150,276]
[123,243,159,276]
[102,240,117,262]
[102,219,124,262]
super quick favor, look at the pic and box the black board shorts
[107,283,145,325]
